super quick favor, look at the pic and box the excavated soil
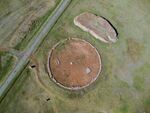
[48,38,101,90]
[74,12,118,43]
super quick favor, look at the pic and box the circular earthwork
[47,38,101,90]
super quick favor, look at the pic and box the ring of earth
[47,38,102,90]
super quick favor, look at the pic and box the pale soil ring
[47,38,102,90]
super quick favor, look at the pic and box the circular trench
[47,38,102,90]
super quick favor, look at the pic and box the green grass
[14,0,60,51]
[119,104,129,113]
[0,0,60,89]
[0,0,11,17]
[0,52,16,83]
[33,0,150,112]
[0,0,150,112]
[144,98,150,106]
[126,38,144,62]
[133,75,144,91]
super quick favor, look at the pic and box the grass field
[0,0,150,113]
[0,51,16,84]
[0,0,57,47]
[0,0,60,87]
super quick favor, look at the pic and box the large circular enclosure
[47,38,101,90]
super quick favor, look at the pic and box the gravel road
[0,0,71,102]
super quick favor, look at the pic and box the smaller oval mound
[74,12,118,43]
[47,38,102,90]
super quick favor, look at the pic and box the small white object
[86,67,91,74]
[70,62,73,65]
[56,58,60,65]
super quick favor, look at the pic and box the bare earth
[74,12,118,43]
[48,38,101,90]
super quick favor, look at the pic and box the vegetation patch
[0,51,16,83]
[126,38,144,61]
[14,0,60,51]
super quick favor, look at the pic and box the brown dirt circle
[47,38,102,90]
